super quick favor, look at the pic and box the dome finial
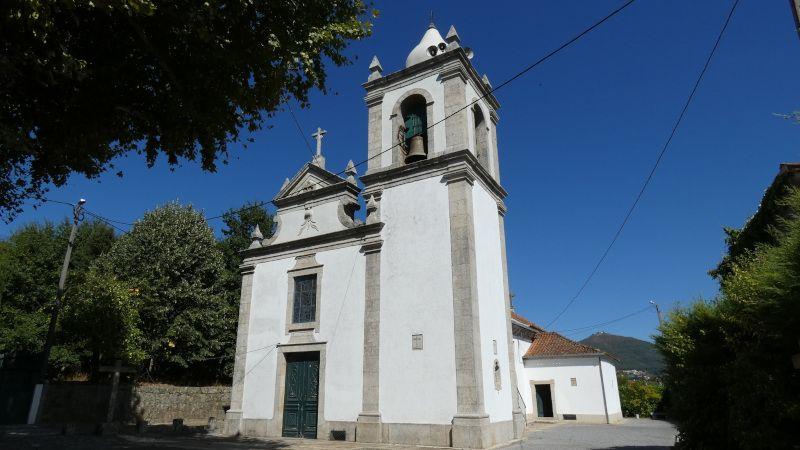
[429,10,435,28]
[405,22,447,68]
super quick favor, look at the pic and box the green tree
[0,1,374,219]
[0,220,115,361]
[617,374,663,418]
[216,202,274,377]
[656,189,800,449]
[98,202,229,382]
[60,270,146,378]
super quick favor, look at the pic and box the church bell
[405,135,426,163]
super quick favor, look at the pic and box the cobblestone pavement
[505,419,678,450]
[1,419,677,450]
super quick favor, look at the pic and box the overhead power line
[555,305,653,335]
[83,210,131,235]
[287,104,316,157]
[545,0,742,329]
[203,0,637,222]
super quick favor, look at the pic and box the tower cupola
[405,23,447,68]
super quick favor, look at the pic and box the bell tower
[357,23,525,449]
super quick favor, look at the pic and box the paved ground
[0,419,677,450]
[507,419,677,450]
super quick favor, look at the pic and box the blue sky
[3,0,799,342]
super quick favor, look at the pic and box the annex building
[224,23,621,448]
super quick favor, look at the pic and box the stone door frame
[530,379,557,422]
[271,342,329,439]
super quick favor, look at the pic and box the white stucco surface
[472,183,512,422]
[241,246,366,422]
[271,201,347,245]
[512,336,534,415]
[380,74,446,168]
[379,177,457,424]
[601,359,622,417]
[522,356,611,419]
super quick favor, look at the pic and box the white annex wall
[379,73,446,168]
[472,183,513,422]
[601,359,622,417]
[512,336,534,415]
[379,177,457,424]
[241,245,366,422]
[522,357,608,418]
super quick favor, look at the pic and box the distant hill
[579,332,664,375]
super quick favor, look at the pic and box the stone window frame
[285,256,323,334]
[469,98,493,176]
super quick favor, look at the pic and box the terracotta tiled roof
[511,312,545,332]
[523,332,603,358]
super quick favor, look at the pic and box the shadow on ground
[0,424,297,450]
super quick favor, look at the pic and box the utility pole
[649,300,664,327]
[29,198,85,424]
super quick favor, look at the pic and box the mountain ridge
[579,332,664,375]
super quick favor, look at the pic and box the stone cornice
[242,222,384,264]
[273,180,360,210]
[363,49,500,111]
[360,240,383,254]
[360,149,507,201]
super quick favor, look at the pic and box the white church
[224,23,622,448]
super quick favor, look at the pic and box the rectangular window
[570,377,577,386]
[292,275,317,324]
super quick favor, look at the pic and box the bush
[618,374,662,417]
[655,189,800,449]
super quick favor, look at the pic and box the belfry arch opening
[400,94,428,164]
[473,105,490,170]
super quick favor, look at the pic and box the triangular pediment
[275,163,347,201]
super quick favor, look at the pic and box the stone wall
[39,383,230,425]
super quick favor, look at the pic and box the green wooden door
[282,352,320,438]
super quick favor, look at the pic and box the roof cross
[312,127,326,157]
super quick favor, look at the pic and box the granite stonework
[39,383,230,426]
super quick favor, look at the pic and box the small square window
[292,275,317,324]
[412,334,423,350]
[570,377,577,387]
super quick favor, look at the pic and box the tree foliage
[0,220,115,359]
[0,0,374,219]
[60,270,146,377]
[617,374,663,418]
[656,189,800,449]
[0,200,274,383]
[710,169,798,280]
[97,202,230,382]
[215,201,273,377]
